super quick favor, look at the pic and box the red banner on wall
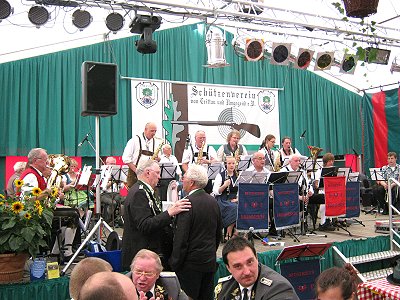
[324,176,346,217]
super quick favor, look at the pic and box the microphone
[78,134,89,147]
[300,130,306,139]
[352,148,359,156]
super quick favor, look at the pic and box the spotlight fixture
[364,47,391,65]
[270,43,291,65]
[106,12,124,33]
[204,27,229,68]
[340,54,358,74]
[129,14,162,54]
[28,5,50,27]
[240,0,264,15]
[0,0,12,20]
[390,58,400,73]
[294,48,314,69]
[244,39,264,61]
[72,9,92,30]
[314,51,334,71]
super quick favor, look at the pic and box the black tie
[242,288,248,300]
[145,291,153,299]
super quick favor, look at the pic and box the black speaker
[81,61,118,117]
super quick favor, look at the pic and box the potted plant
[0,181,56,283]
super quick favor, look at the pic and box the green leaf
[21,227,35,243]
[0,231,12,245]
[352,42,357,47]
[2,218,16,230]
[9,235,23,251]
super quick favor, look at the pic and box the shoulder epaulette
[218,275,232,283]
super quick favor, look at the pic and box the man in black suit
[169,164,222,300]
[121,160,191,271]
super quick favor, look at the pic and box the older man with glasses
[130,249,188,299]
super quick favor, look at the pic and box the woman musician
[212,156,239,241]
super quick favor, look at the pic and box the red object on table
[357,278,400,300]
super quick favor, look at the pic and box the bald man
[78,271,138,300]
[122,122,163,187]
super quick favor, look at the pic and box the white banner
[130,78,280,157]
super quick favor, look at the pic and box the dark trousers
[176,266,215,300]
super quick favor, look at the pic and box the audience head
[252,151,265,171]
[130,249,163,293]
[222,236,259,288]
[106,157,117,165]
[182,164,208,192]
[144,122,157,140]
[194,130,206,148]
[27,148,48,172]
[388,152,397,166]
[281,136,292,151]
[289,154,301,170]
[136,160,160,189]
[226,129,241,146]
[315,264,357,300]
[13,161,27,174]
[322,153,335,167]
[69,257,113,300]
[78,271,137,300]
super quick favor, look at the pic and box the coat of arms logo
[136,82,159,109]
[258,90,276,114]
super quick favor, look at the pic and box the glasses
[254,157,265,160]
[133,269,157,278]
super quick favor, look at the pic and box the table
[357,278,400,300]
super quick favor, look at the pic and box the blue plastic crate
[84,249,122,272]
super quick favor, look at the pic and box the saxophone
[273,151,282,172]
[196,141,205,164]
[151,140,164,160]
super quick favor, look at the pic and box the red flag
[324,176,346,217]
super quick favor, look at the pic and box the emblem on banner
[136,82,159,109]
[258,91,275,114]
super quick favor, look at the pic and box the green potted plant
[0,181,56,283]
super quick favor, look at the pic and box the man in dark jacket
[169,164,222,300]
[121,160,191,271]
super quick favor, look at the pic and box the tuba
[308,145,323,172]
[47,154,71,189]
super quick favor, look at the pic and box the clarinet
[226,170,231,196]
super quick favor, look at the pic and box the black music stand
[237,155,252,172]
[286,171,302,184]
[208,162,223,180]
[234,171,254,185]
[366,168,385,214]
[277,243,332,300]
[337,167,350,181]
[318,166,339,189]
[268,172,289,184]
[160,163,177,180]
[108,165,128,227]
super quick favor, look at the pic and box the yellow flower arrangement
[0,185,55,258]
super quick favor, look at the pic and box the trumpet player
[181,130,217,193]
[216,129,248,162]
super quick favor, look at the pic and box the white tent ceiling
[2,0,400,93]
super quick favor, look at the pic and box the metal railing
[388,178,400,251]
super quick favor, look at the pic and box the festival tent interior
[1,0,400,299]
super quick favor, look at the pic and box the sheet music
[251,172,268,184]
[234,171,253,186]
[78,166,92,186]
[111,165,129,182]
[207,162,223,180]
[286,171,302,183]
[337,167,350,180]
[237,155,252,172]
[100,165,113,190]
[369,168,385,181]
[348,172,359,182]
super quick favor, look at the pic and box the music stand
[337,167,350,181]
[234,171,253,186]
[286,171,302,184]
[348,172,360,182]
[237,155,252,172]
[369,168,385,181]
[268,172,289,184]
[277,243,332,300]
[208,162,223,180]
[108,165,128,227]
[160,163,177,180]
[251,172,269,184]
[318,166,338,188]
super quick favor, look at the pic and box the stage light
[130,14,162,54]
[204,27,229,68]
[0,0,12,20]
[240,0,264,15]
[340,54,358,74]
[106,12,124,33]
[294,48,314,69]
[244,39,264,61]
[364,47,391,65]
[28,6,50,27]
[72,9,92,30]
[270,43,291,65]
[390,58,400,73]
[314,51,334,71]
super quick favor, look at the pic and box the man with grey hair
[6,161,27,196]
[130,249,188,299]
[169,164,222,300]
[122,160,191,271]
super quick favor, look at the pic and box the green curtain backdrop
[0,23,361,188]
